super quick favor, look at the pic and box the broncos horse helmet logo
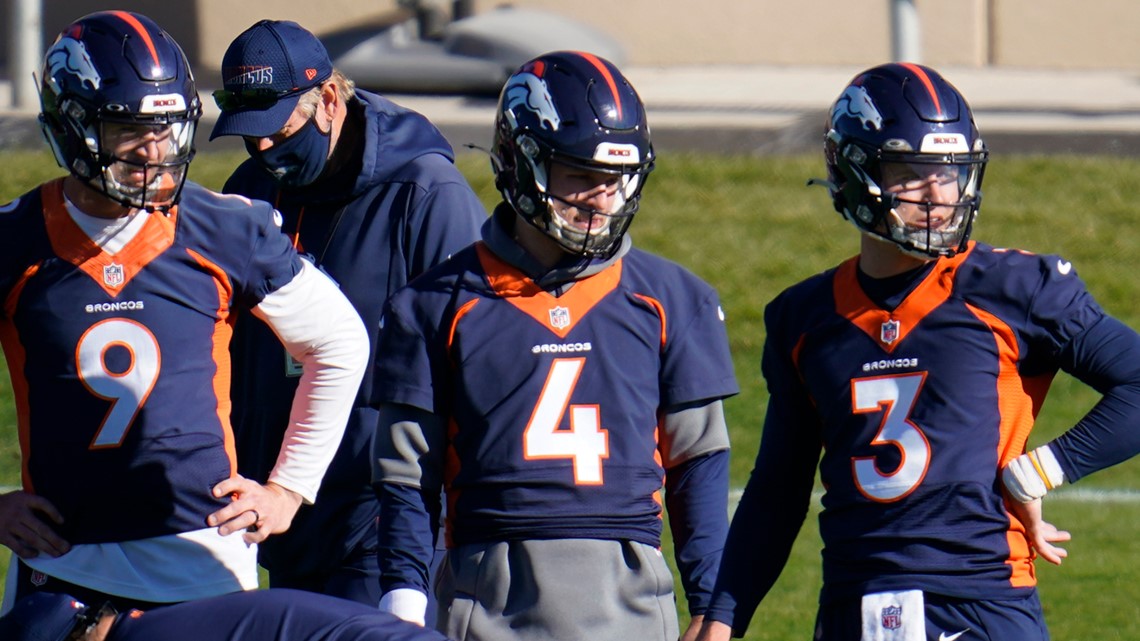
[46,38,102,92]
[833,85,883,131]
[504,73,561,132]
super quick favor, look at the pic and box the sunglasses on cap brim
[212,84,314,112]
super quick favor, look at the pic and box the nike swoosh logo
[1057,259,1072,275]
[939,630,969,641]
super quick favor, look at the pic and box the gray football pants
[435,538,680,641]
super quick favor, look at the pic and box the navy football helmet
[822,63,988,258]
[39,11,201,212]
[492,51,655,258]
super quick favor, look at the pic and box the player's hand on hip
[1005,495,1071,565]
[0,491,70,559]
[693,618,732,641]
[208,476,304,544]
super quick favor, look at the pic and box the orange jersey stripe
[185,248,239,476]
[963,301,1050,588]
[3,260,42,490]
[0,316,34,492]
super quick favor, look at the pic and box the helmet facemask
[831,135,987,260]
[873,153,986,258]
[527,151,649,258]
[87,115,197,211]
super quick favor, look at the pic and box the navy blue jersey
[375,241,738,548]
[716,241,1104,618]
[0,179,300,544]
[108,589,451,641]
[224,90,484,579]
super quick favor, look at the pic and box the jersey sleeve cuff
[1003,444,1066,503]
[379,587,428,626]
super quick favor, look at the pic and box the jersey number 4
[851,372,931,502]
[523,357,610,485]
[77,318,161,448]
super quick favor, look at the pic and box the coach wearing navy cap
[210,19,485,608]
[211,20,333,141]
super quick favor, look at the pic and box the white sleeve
[250,259,369,503]
[379,587,428,625]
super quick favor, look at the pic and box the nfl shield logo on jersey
[549,306,571,330]
[880,319,900,345]
[103,262,125,288]
[881,605,902,630]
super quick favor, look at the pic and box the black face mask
[245,116,331,187]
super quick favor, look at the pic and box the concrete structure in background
[3,0,1140,156]
[4,0,1140,86]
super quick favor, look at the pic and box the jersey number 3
[524,357,610,485]
[77,318,161,448]
[851,373,931,502]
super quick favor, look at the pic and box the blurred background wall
[4,0,1140,82]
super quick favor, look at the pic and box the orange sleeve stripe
[633,294,667,351]
[448,299,480,354]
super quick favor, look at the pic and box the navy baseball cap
[0,593,89,641]
[210,20,333,140]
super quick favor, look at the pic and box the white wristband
[379,588,428,626]
[1002,444,1066,503]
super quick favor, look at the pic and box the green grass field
[2,149,1140,638]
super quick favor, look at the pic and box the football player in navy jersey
[0,11,367,612]
[697,63,1140,641]
[0,590,453,641]
[372,51,739,641]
